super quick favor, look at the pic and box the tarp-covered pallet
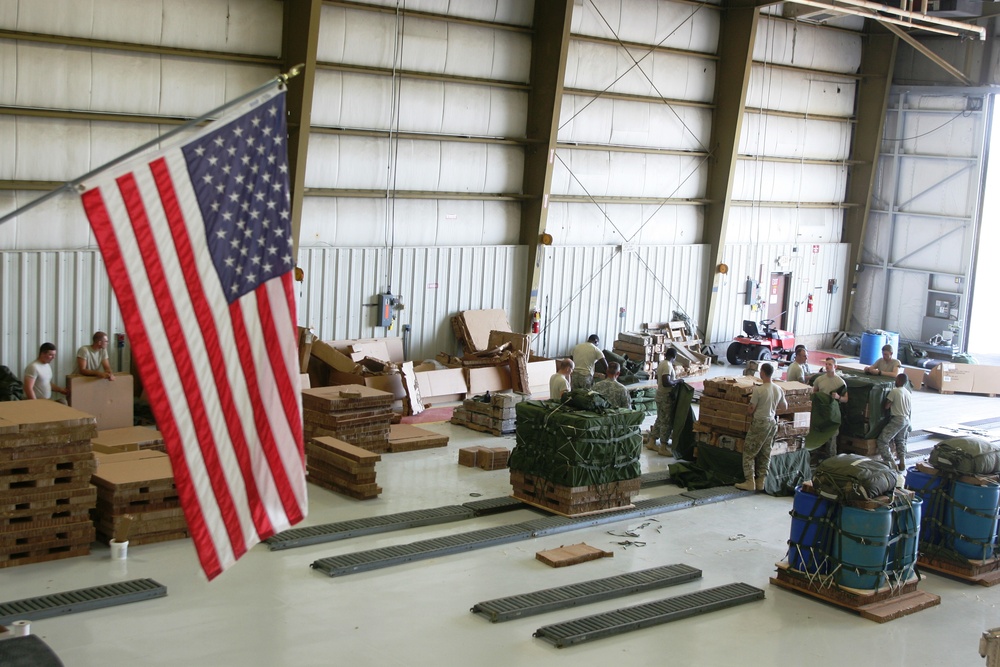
[508,396,643,516]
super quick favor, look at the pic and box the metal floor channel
[533,582,765,648]
[0,579,167,624]
[309,487,752,577]
[265,506,474,550]
[471,563,702,623]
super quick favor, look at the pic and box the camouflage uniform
[876,385,911,468]
[591,379,631,409]
[652,386,675,445]
[570,371,594,391]
[742,418,778,483]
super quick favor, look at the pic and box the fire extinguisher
[807,294,814,313]
[531,310,541,334]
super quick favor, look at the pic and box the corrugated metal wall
[710,242,850,345]
[0,250,125,380]
[536,244,709,358]
[296,244,527,360]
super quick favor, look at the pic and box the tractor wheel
[757,348,773,361]
[726,342,744,365]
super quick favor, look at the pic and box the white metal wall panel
[299,198,521,247]
[311,71,529,137]
[732,161,848,203]
[564,40,716,103]
[1,0,283,56]
[746,65,857,117]
[726,207,842,244]
[558,95,711,151]
[710,243,850,346]
[360,0,535,25]
[318,6,532,82]
[739,114,851,161]
[537,244,709,359]
[755,17,862,74]
[305,135,524,193]
[550,150,707,199]
[296,245,527,360]
[571,0,721,54]
[546,202,702,246]
[0,250,125,382]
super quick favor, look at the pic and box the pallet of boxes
[610,322,710,380]
[451,391,527,437]
[0,402,97,568]
[508,393,644,516]
[833,373,901,457]
[694,376,812,458]
[905,436,1000,586]
[771,456,940,622]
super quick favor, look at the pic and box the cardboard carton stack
[387,424,449,453]
[91,426,166,454]
[302,385,395,454]
[306,436,381,499]
[450,391,528,436]
[457,446,510,470]
[0,401,98,568]
[91,449,187,545]
[693,377,812,454]
[611,332,664,374]
[643,321,711,378]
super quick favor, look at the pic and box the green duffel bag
[929,437,1000,476]
[813,454,898,502]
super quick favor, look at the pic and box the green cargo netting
[509,400,644,487]
[930,436,1000,476]
[813,454,897,502]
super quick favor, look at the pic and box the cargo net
[908,478,1000,565]
[508,394,644,488]
[785,489,922,594]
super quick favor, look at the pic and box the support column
[520,0,574,332]
[701,1,760,344]
[282,0,323,258]
[842,26,897,332]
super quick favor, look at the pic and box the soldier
[813,358,849,458]
[785,345,811,384]
[570,334,603,391]
[648,347,679,456]
[591,362,631,409]
[735,362,786,492]
[548,358,573,401]
[865,344,901,377]
[876,373,911,472]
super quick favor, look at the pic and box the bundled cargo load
[508,394,643,515]
[928,436,1000,477]
[812,454,898,503]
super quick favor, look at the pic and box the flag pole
[0,63,304,228]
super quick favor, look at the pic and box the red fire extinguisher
[807,294,814,313]
[531,310,541,334]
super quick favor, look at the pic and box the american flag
[79,89,307,580]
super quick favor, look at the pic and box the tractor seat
[742,320,760,338]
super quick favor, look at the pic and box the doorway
[767,272,790,330]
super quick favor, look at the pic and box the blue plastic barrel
[888,495,923,581]
[949,480,1000,560]
[833,504,892,589]
[859,332,886,366]
[788,485,835,574]
[905,467,946,546]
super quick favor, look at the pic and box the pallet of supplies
[302,386,394,453]
[306,436,381,499]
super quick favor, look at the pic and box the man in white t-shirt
[549,359,573,401]
[24,342,68,401]
[76,331,115,381]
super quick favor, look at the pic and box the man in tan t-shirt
[865,344,900,377]
[813,358,848,458]
[735,363,787,492]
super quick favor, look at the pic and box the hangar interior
[2,1,1000,665]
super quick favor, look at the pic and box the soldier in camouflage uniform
[876,373,910,472]
[735,362,786,492]
[591,362,632,409]
[648,348,678,456]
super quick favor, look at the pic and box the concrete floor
[2,360,1000,666]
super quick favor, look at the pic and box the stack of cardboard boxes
[0,402,98,568]
[694,377,811,455]
[302,386,395,454]
[306,436,381,499]
[450,391,527,436]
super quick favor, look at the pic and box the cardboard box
[526,359,556,396]
[323,337,404,363]
[415,368,467,403]
[465,366,511,395]
[456,309,512,351]
[66,374,134,430]
[92,426,164,454]
[926,362,975,393]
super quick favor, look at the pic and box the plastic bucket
[883,331,900,358]
[859,332,886,366]
[905,467,946,546]
[833,504,892,589]
[887,495,923,581]
[948,480,1000,560]
[788,485,834,574]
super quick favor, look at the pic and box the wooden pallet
[839,435,880,457]
[0,543,92,569]
[917,553,1000,586]
[510,471,639,515]
[769,563,939,623]
[308,475,381,500]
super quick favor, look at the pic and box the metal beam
[701,0,760,344]
[879,21,972,85]
[310,126,530,147]
[841,25,897,332]
[569,33,717,62]
[282,0,323,259]
[323,0,533,34]
[305,188,529,202]
[562,88,713,110]
[519,0,574,333]
[317,61,530,91]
